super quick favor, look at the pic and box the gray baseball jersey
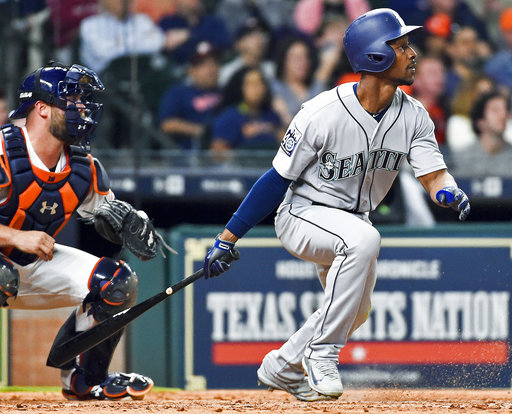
[273,82,446,212]
[258,82,447,382]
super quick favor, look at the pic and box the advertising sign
[180,232,512,390]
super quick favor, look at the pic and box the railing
[92,148,512,202]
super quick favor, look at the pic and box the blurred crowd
[1,0,512,178]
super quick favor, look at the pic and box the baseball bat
[46,249,239,368]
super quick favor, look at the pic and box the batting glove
[203,236,236,279]
[436,186,470,221]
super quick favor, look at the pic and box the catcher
[0,61,173,400]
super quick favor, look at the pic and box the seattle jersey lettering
[319,149,406,181]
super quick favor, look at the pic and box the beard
[49,109,78,145]
[397,76,414,86]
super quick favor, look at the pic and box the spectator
[294,0,359,88]
[313,4,350,83]
[0,89,9,126]
[159,42,222,150]
[216,0,296,40]
[271,36,339,125]
[412,56,448,151]
[218,17,275,88]
[422,12,453,59]
[462,0,504,46]
[294,0,370,36]
[427,0,489,41]
[387,0,425,25]
[391,0,490,57]
[485,7,512,93]
[134,0,176,23]
[444,26,491,115]
[46,0,99,64]
[446,74,495,153]
[452,90,512,177]
[79,0,170,74]
[211,66,284,160]
[159,0,231,64]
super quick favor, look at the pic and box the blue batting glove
[436,186,470,221]
[203,236,236,279]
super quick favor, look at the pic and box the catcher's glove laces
[154,232,177,257]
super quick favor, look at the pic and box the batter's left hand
[436,186,470,221]
[203,236,239,279]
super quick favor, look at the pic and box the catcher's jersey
[0,125,114,265]
[273,82,446,212]
[0,126,113,218]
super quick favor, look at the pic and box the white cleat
[257,366,336,402]
[302,356,343,398]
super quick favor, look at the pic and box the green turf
[0,386,61,392]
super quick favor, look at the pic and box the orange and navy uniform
[0,124,109,265]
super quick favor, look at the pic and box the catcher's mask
[10,61,105,150]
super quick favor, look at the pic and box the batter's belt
[284,193,370,222]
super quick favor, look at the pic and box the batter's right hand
[12,230,55,261]
[203,236,237,279]
[436,186,470,221]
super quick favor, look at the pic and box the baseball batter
[203,8,470,402]
[0,62,169,400]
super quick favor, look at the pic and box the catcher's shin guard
[47,310,79,370]
[0,257,19,306]
[48,257,138,381]
[66,329,125,393]
[49,308,127,392]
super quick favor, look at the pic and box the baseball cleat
[257,366,336,402]
[62,372,153,401]
[302,356,343,397]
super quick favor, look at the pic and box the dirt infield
[0,388,511,413]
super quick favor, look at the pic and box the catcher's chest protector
[0,124,93,265]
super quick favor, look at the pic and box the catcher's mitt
[92,199,177,261]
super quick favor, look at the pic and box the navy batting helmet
[10,62,105,148]
[343,8,422,73]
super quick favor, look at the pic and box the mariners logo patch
[280,127,302,156]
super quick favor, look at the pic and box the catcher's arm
[87,199,177,261]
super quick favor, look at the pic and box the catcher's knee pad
[83,258,138,322]
[0,257,19,307]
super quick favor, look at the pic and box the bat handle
[436,189,454,204]
[165,249,240,295]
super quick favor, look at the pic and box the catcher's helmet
[343,8,422,73]
[10,62,105,148]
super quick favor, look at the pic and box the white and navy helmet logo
[280,126,302,157]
